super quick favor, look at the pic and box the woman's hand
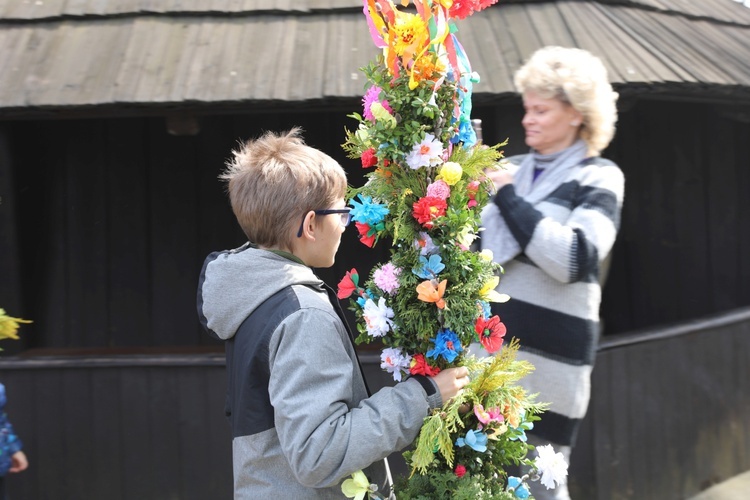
[431,366,470,403]
[484,168,514,192]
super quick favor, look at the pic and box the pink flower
[373,262,402,294]
[474,403,504,425]
[362,86,391,121]
[426,179,451,200]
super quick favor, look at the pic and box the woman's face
[521,91,583,155]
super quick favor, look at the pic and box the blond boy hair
[221,128,347,249]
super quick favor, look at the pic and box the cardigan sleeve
[495,161,624,283]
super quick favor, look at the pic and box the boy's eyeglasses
[296,209,353,237]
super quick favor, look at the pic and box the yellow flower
[479,276,510,303]
[0,308,32,341]
[341,470,371,500]
[438,161,463,185]
[479,249,494,262]
[391,12,429,57]
[370,102,397,129]
[457,225,477,249]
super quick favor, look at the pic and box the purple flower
[373,262,402,294]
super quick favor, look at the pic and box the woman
[481,46,624,499]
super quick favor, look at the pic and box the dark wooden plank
[0,125,22,310]
[148,367,182,499]
[61,369,95,498]
[119,368,153,499]
[106,118,152,347]
[177,367,211,499]
[31,370,66,495]
[705,108,741,312]
[65,120,109,347]
[90,367,124,500]
[148,118,201,346]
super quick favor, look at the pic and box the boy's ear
[299,210,317,241]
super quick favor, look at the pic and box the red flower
[355,222,376,248]
[412,196,447,229]
[454,464,467,478]
[337,268,360,299]
[361,148,378,168]
[410,353,441,377]
[474,315,507,354]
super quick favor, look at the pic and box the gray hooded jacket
[197,243,442,498]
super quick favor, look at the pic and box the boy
[197,128,469,499]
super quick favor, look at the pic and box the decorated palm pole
[338,1,568,498]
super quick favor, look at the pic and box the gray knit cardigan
[482,154,625,447]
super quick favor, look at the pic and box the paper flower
[474,315,507,353]
[454,464,467,478]
[0,308,31,342]
[412,196,447,229]
[412,254,446,280]
[479,276,510,303]
[409,353,441,376]
[426,328,463,363]
[507,476,530,499]
[380,347,412,382]
[414,232,438,256]
[363,297,395,337]
[406,133,445,169]
[426,179,451,200]
[350,194,389,226]
[360,148,378,168]
[416,279,447,309]
[534,444,569,490]
[337,269,362,299]
[362,85,391,121]
[474,404,504,425]
[438,161,463,185]
[341,470,372,500]
[373,262,401,294]
[370,102,397,128]
[355,222,377,248]
[455,429,488,452]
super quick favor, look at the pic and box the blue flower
[507,477,530,499]
[455,429,488,453]
[508,411,534,442]
[349,194,389,226]
[412,254,445,279]
[476,300,491,319]
[426,328,463,363]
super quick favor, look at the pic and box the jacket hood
[197,243,323,340]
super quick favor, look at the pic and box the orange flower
[416,279,447,309]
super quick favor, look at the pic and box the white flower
[363,298,395,337]
[380,347,412,382]
[533,444,569,490]
[406,133,444,169]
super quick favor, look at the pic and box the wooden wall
[2,307,749,499]
[2,99,749,352]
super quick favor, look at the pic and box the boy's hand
[431,366,470,404]
[9,450,28,473]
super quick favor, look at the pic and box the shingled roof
[1,0,749,117]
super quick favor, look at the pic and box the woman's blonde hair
[221,127,347,249]
[514,46,619,155]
